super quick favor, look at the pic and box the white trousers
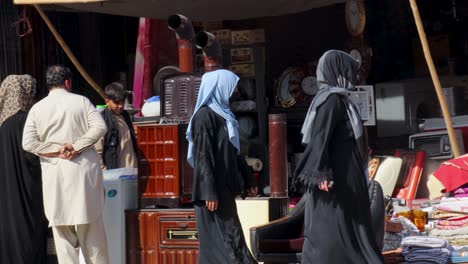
[52,217,109,264]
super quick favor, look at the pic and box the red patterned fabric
[434,155,468,193]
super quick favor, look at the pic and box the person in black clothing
[294,50,383,264]
[95,82,137,170]
[0,75,48,264]
[186,69,258,264]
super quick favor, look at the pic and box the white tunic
[22,89,107,226]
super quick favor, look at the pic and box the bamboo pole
[33,4,105,99]
[409,0,461,157]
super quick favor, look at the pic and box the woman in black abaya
[294,50,383,263]
[0,75,48,264]
[186,69,258,264]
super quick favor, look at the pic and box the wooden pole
[33,4,105,99]
[409,0,461,157]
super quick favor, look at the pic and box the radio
[409,129,465,159]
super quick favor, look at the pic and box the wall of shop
[4,5,140,103]
[0,1,23,81]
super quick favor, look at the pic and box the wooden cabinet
[136,123,193,208]
[126,209,199,264]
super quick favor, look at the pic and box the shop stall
[11,0,468,263]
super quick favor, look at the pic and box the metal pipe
[268,114,288,198]
[167,14,195,72]
[195,31,222,72]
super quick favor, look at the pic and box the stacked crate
[137,124,193,208]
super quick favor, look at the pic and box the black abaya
[0,111,48,264]
[192,106,257,264]
[295,94,383,264]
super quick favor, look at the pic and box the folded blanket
[452,247,468,257]
[401,236,450,248]
[435,224,468,230]
[431,209,468,219]
[450,257,468,263]
[404,255,449,264]
[453,186,468,196]
[437,215,468,228]
[403,262,443,264]
[403,246,452,264]
[447,235,468,247]
[435,197,468,214]
[403,257,449,264]
[430,226,468,237]
[403,247,452,255]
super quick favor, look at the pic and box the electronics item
[102,174,138,264]
[160,73,202,123]
[409,129,464,159]
[375,78,437,137]
[421,115,468,154]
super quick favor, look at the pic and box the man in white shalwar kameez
[22,65,109,264]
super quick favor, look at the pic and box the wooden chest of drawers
[126,209,199,264]
[136,123,194,208]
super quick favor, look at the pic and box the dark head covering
[301,50,368,178]
[0,75,37,125]
[301,50,362,144]
[316,49,360,89]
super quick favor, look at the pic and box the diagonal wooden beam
[33,4,105,99]
[409,0,461,157]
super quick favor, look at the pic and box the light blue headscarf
[186,69,240,167]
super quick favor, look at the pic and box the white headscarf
[186,69,240,167]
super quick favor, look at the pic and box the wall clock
[345,0,366,37]
[276,66,315,108]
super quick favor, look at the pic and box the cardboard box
[231,29,265,45]
[211,29,232,45]
[228,64,255,77]
[230,48,255,64]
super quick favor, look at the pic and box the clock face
[346,0,366,36]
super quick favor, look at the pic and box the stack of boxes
[211,28,265,77]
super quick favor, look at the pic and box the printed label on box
[230,48,254,64]
[212,29,232,45]
[231,29,265,45]
[228,64,255,77]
